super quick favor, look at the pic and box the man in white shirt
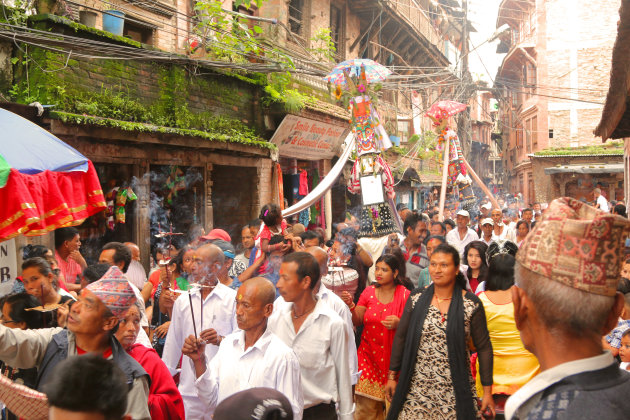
[594,187,610,212]
[479,218,496,246]
[162,244,237,420]
[269,252,353,420]
[124,242,147,290]
[445,210,479,259]
[182,277,303,419]
[274,246,359,386]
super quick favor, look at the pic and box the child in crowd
[255,203,290,254]
[603,292,630,357]
[619,259,630,294]
[619,329,630,371]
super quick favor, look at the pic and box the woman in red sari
[349,253,410,419]
[115,303,185,419]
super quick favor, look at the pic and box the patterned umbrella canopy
[426,100,468,120]
[324,59,392,84]
[0,108,106,241]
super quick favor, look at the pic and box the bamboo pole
[438,137,451,221]
[462,156,500,209]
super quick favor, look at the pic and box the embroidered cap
[86,266,136,318]
[516,197,630,296]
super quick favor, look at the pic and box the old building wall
[544,0,617,149]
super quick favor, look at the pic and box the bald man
[274,247,359,386]
[124,242,147,290]
[162,244,238,420]
[184,277,303,419]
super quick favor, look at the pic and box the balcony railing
[383,0,443,50]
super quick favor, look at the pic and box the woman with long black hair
[385,243,494,420]
[463,241,489,293]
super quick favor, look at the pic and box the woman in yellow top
[476,241,540,404]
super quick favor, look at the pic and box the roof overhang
[594,0,630,141]
[544,163,624,175]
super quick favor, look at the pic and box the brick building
[468,88,500,187]
[0,0,470,266]
[494,0,619,204]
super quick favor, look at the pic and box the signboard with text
[0,239,16,297]
[271,115,349,161]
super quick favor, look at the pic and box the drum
[322,266,359,299]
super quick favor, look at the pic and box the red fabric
[469,277,479,293]
[0,373,48,420]
[75,345,113,359]
[256,219,288,242]
[299,170,309,196]
[149,270,161,298]
[0,161,106,241]
[128,344,185,420]
[356,285,410,392]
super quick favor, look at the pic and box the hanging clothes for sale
[299,170,309,196]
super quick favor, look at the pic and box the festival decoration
[427,101,476,212]
[326,60,400,237]
[324,58,392,85]
[0,108,106,241]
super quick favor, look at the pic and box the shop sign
[271,115,349,160]
[0,239,16,296]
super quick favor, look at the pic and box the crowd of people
[0,189,629,420]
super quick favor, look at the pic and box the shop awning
[544,163,624,175]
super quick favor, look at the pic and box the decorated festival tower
[327,60,401,237]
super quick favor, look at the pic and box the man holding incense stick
[162,243,237,420]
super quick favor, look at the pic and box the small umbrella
[426,100,468,120]
[324,58,392,85]
[0,108,106,241]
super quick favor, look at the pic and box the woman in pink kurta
[349,254,410,420]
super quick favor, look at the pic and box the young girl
[255,203,290,254]
[21,257,75,327]
[463,241,489,293]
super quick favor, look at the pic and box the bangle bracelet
[349,303,356,311]
[387,371,399,381]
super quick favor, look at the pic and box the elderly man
[0,266,150,419]
[479,218,495,246]
[269,252,353,420]
[506,198,630,420]
[124,242,147,290]
[490,208,511,240]
[183,277,303,418]
[162,243,238,420]
[593,187,610,212]
[445,209,479,258]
